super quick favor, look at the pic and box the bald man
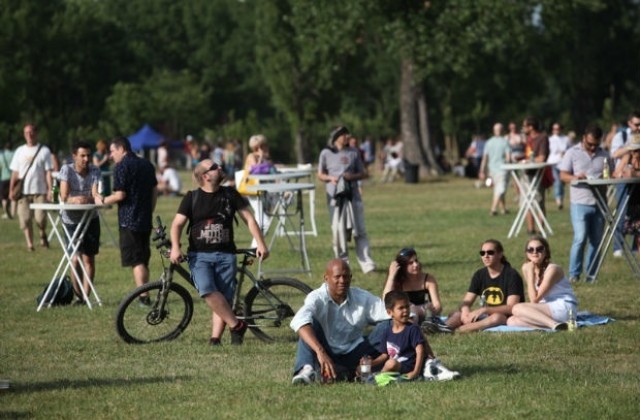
[290,259,388,384]
[478,123,511,215]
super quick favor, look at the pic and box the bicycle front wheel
[115,281,194,344]
[244,277,312,343]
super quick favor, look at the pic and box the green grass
[1,174,639,419]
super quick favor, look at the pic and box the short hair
[523,116,540,131]
[72,141,92,154]
[384,290,410,310]
[628,110,640,121]
[584,124,603,140]
[110,136,132,153]
[249,134,267,151]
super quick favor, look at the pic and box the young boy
[373,291,460,381]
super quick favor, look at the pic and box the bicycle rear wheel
[244,277,312,343]
[115,281,194,344]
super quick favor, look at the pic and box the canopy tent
[128,124,163,151]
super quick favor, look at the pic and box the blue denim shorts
[187,251,237,300]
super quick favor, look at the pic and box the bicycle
[115,216,313,344]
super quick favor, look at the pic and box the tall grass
[1,174,639,419]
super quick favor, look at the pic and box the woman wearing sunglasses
[445,239,524,333]
[507,236,578,330]
[382,248,450,333]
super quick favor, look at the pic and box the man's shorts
[63,217,101,256]
[17,195,47,230]
[0,180,9,200]
[119,228,151,267]
[187,251,237,301]
[491,172,508,197]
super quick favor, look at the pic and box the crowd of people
[2,114,639,386]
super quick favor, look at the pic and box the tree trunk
[416,88,442,175]
[294,126,305,164]
[399,58,420,169]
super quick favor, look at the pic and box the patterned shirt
[112,153,157,232]
[59,163,101,224]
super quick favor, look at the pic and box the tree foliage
[0,0,638,167]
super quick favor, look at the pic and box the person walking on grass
[9,124,53,251]
[318,126,376,274]
[507,236,578,331]
[98,136,157,305]
[478,122,511,216]
[170,159,269,345]
[444,239,524,333]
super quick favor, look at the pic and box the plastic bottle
[529,150,536,162]
[567,308,577,332]
[480,295,487,308]
[359,355,372,383]
[602,158,610,179]
[52,180,60,204]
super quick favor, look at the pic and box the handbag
[11,144,43,201]
[541,166,554,189]
[236,169,258,196]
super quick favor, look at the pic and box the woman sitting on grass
[382,247,450,334]
[507,236,578,331]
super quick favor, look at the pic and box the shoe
[553,322,568,331]
[558,203,563,210]
[138,296,151,307]
[292,365,318,385]
[230,320,248,345]
[1,214,7,219]
[490,210,497,216]
[569,276,580,284]
[40,236,49,248]
[423,358,460,381]
[585,276,596,284]
[209,337,222,346]
[73,298,86,306]
[420,320,440,335]
[613,250,623,258]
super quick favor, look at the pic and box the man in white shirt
[290,259,388,384]
[9,124,53,251]
[547,122,572,210]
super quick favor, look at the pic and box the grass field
[1,174,639,419]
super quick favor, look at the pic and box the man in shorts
[99,137,157,305]
[59,141,102,304]
[169,159,269,345]
[478,123,511,216]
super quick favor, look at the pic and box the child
[372,291,460,381]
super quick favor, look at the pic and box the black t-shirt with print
[177,187,249,253]
[468,264,525,306]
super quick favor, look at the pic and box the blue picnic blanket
[483,311,614,332]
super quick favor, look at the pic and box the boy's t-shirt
[376,323,425,374]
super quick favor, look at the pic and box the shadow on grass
[5,375,191,395]
[456,363,524,378]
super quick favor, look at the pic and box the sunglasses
[206,163,220,172]
[479,250,496,257]
[526,246,545,254]
[633,122,640,128]
[399,247,416,257]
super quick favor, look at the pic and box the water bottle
[359,355,372,383]
[567,308,577,332]
[480,295,487,308]
[529,151,536,162]
[602,158,610,179]
[52,180,60,204]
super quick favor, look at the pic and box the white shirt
[610,128,631,165]
[547,134,571,165]
[290,283,388,354]
[9,144,53,195]
[161,167,182,193]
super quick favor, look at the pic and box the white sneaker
[613,250,623,258]
[292,365,318,385]
[423,358,460,381]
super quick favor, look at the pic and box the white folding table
[571,178,640,280]
[248,167,317,237]
[31,203,107,310]
[502,162,555,238]
[245,182,315,276]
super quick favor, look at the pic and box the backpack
[36,276,74,307]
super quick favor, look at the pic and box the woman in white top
[507,236,578,330]
[547,123,571,209]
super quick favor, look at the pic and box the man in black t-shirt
[169,159,269,346]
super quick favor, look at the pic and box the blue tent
[128,124,163,151]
